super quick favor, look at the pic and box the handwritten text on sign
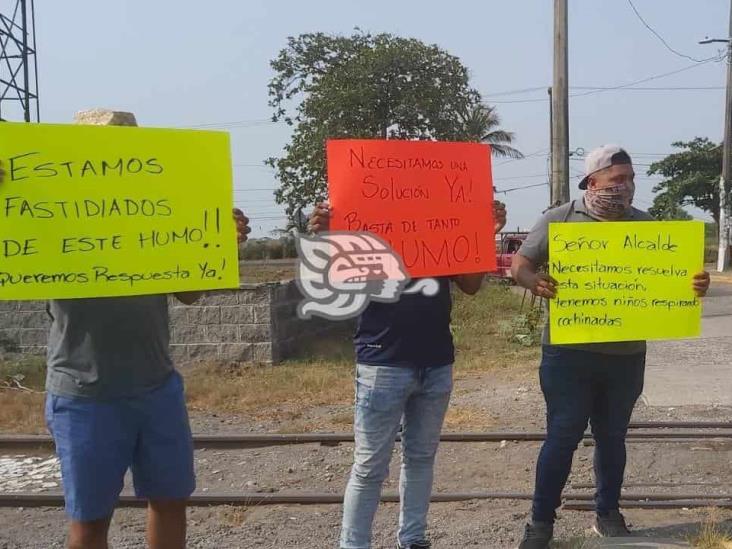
[0,122,239,300]
[548,221,704,344]
[327,139,496,278]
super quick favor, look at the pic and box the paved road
[643,282,732,407]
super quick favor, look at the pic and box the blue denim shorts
[45,371,195,522]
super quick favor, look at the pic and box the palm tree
[459,104,523,159]
[273,208,309,237]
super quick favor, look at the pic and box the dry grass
[216,506,250,528]
[691,511,732,548]
[185,336,355,417]
[0,391,45,433]
[186,360,353,417]
[0,358,46,434]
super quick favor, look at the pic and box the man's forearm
[513,266,536,290]
[453,273,484,295]
[511,256,538,290]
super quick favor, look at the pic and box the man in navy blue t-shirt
[309,201,506,549]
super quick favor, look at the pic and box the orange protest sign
[326,139,496,278]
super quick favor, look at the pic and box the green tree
[458,105,523,159]
[647,138,721,223]
[266,30,515,219]
[647,193,692,220]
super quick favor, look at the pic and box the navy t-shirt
[355,277,454,368]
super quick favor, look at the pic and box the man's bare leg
[68,516,112,549]
[147,498,187,549]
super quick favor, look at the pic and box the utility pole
[548,86,554,206]
[701,4,732,271]
[551,0,570,206]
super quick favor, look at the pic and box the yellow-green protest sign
[548,220,704,344]
[0,122,239,300]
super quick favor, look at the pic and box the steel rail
[565,499,732,510]
[2,491,732,509]
[4,427,732,450]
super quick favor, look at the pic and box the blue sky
[23,0,732,235]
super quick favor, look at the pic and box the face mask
[584,182,635,220]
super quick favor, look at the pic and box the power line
[573,85,723,91]
[626,0,709,63]
[487,86,723,98]
[570,58,721,98]
[488,59,722,104]
[495,181,548,194]
[484,86,548,98]
[493,173,547,181]
[494,148,549,166]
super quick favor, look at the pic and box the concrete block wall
[0,280,351,364]
[0,300,48,355]
[168,284,274,363]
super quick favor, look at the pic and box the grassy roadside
[0,282,539,433]
[185,282,540,428]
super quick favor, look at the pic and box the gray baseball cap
[579,144,633,189]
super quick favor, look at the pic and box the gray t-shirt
[46,295,173,399]
[518,198,653,355]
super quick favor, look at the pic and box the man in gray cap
[511,145,710,548]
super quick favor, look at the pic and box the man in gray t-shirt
[513,145,710,549]
[46,295,174,400]
[23,110,251,549]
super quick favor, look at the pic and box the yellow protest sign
[548,220,704,344]
[0,122,239,300]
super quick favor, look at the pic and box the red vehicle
[489,232,528,282]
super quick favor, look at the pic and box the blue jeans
[531,345,645,523]
[340,363,453,549]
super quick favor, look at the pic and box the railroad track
[3,421,732,450]
[1,492,732,510]
[3,421,732,512]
